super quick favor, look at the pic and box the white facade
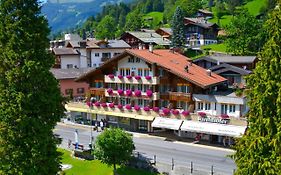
[193,94,248,118]
[90,49,126,68]
[60,55,80,69]
[117,56,153,76]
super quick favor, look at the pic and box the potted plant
[125,104,132,110]
[145,75,151,80]
[118,75,123,79]
[134,75,141,80]
[153,106,159,112]
[134,105,141,111]
[146,89,153,97]
[101,103,107,108]
[134,90,142,97]
[182,110,190,116]
[107,88,113,95]
[220,114,230,119]
[126,89,132,96]
[117,104,123,109]
[172,109,179,115]
[109,103,115,108]
[162,108,170,115]
[94,101,101,107]
[143,106,150,111]
[117,89,124,95]
[198,112,207,117]
[108,74,114,79]
[126,75,132,79]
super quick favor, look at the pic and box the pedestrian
[68,139,72,148]
[100,120,104,131]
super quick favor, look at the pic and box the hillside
[42,0,133,34]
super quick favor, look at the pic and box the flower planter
[134,75,141,80]
[162,108,170,115]
[134,105,141,111]
[94,102,100,107]
[125,104,132,110]
[126,75,132,79]
[153,106,159,112]
[117,104,123,109]
[118,75,123,79]
[107,88,113,94]
[108,74,114,79]
[134,90,142,97]
[146,89,153,97]
[126,89,132,96]
[143,106,150,112]
[145,75,151,80]
[182,110,190,116]
[172,109,179,115]
[220,114,230,119]
[101,103,107,108]
[86,101,92,107]
[109,103,115,108]
[117,89,124,95]
[198,112,207,117]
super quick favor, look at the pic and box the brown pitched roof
[52,48,79,55]
[77,49,226,89]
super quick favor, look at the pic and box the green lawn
[59,148,159,175]
[201,43,228,53]
[143,12,163,29]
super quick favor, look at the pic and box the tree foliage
[171,6,186,48]
[0,0,64,174]
[94,128,135,171]
[95,15,117,39]
[232,4,281,174]
[124,11,143,31]
[225,9,264,55]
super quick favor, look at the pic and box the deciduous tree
[94,128,135,171]
[95,15,117,39]
[232,4,281,174]
[0,0,64,174]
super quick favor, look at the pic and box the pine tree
[232,4,281,174]
[171,6,186,48]
[0,1,64,174]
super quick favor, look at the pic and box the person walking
[68,139,72,148]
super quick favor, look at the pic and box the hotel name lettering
[199,117,229,124]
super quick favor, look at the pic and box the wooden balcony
[89,88,105,96]
[160,92,192,102]
[104,75,159,85]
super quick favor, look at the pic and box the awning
[152,117,183,130]
[180,120,246,138]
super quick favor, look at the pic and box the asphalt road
[54,123,236,175]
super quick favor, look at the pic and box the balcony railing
[65,102,248,126]
[160,92,192,102]
[104,75,159,85]
[89,88,105,96]
[105,89,160,100]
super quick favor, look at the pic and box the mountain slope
[42,0,133,34]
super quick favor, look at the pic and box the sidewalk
[57,121,234,152]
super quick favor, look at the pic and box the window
[119,68,125,76]
[95,53,99,57]
[160,100,169,108]
[138,99,143,106]
[221,104,228,114]
[92,81,103,88]
[120,98,126,105]
[102,52,111,59]
[114,53,120,56]
[77,88,85,94]
[119,84,125,90]
[214,103,217,110]
[137,84,143,91]
[128,57,134,63]
[229,104,236,113]
[143,100,149,107]
[136,57,140,63]
[177,84,190,93]
[125,68,130,76]
[125,84,130,90]
[198,102,203,110]
[205,102,211,110]
[143,85,149,92]
[137,68,143,76]
[65,89,73,95]
[126,98,131,104]
[66,64,73,69]
[159,68,164,77]
[144,68,150,76]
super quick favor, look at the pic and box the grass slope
[59,148,159,175]
[143,12,163,29]
[201,43,228,53]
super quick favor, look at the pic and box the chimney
[138,43,142,50]
[149,43,153,53]
[185,65,189,72]
[206,69,211,76]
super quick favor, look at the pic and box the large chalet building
[66,48,248,145]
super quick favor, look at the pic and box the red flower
[146,89,153,97]
[172,109,179,115]
[101,103,107,107]
[153,107,159,112]
[109,103,115,108]
[182,110,190,116]
[125,104,132,110]
[134,90,142,97]
[126,75,132,79]
[108,74,114,79]
[118,75,123,79]
[145,75,151,80]
[135,75,141,80]
[134,105,141,111]
[143,106,150,111]
[117,89,124,95]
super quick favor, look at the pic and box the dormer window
[128,57,135,63]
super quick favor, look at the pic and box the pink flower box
[109,103,115,108]
[107,88,113,94]
[117,104,123,109]
[220,114,230,119]
[162,108,170,115]
[86,101,91,107]
[146,89,153,97]
[135,75,141,80]
[108,74,114,79]
[117,89,124,95]
[101,103,107,107]
[134,105,141,111]
[94,102,100,107]
[126,75,132,79]
[126,89,132,96]
[134,90,142,97]
[143,106,150,112]
[145,75,151,80]
[198,112,207,117]
[153,107,159,112]
[118,75,123,79]
[182,110,190,116]
[125,104,132,110]
[172,109,179,115]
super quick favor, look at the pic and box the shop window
[229,104,236,113]
[65,89,73,95]
[221,104,228,114]
[205,102,211,110]
[77,88,85,94]
[198,102,203,110]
